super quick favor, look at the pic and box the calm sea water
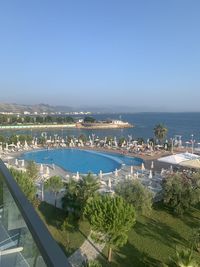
[2,113,200,142]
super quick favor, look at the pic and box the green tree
[26,161,39,181]
[44,115,53,123]
[154,123,168,144]
[84,194,136,262]
[118,137,126,147]
[18,134,26,144]
[84,116,96,123]
[18,134,33,145]
[44,176,63,207]
[38,136,46,145]
[10,168,36,202]
[79,134,87,143]
[65,116,74,123]
[8,134,18,145]
[25,134,33,144]
[162,173,200,215]
[190,228,200,253]
[106,136,113,145]
[62,174,100,219]
[136,137,145,145]
[0,135,6,143]
[115,180,153,215]
[35,116,44,123]
[24,116,32,123]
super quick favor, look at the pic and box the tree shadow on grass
[153,201,200,230]
[38,201,66,229]
[134,218,186,248]
[57,241,74,257]
[153,201,175,216]
[97,242,164,267]
[178,206,200,229]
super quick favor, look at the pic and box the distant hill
[0,102,169,114]
[0,103,74,114]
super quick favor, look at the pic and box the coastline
[0,122,133,131]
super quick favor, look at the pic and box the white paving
[68,234,105,267]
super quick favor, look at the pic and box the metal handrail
[0,160,72,267]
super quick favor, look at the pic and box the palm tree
[190,228,200,252]
[154,124,168,144]
[62,173,100,219]
[171,247,199,267]
[44,175,63,207]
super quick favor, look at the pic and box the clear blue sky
[0,0,200,111]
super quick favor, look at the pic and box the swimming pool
[21,149,142,174]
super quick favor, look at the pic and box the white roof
[158,152,200,165]
[180,159,200,168]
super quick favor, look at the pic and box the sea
[1,112,200,143]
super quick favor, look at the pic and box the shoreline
[0,123,133,131]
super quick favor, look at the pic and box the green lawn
[36,202,90,256]
[98,203,200,267]
[37,202,200,266]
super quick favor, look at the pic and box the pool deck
[1,144,177,206]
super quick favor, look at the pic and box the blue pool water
[21,149,142,174]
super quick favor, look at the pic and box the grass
[36,202,90,256]
[36,201,200,266]
[98,203,200,267]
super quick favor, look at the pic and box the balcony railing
[0,159,72,267]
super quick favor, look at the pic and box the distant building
[111,120,129,125]
[23,111,30,115]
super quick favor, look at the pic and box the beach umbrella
[40,164,44,174]
[24,140,28,149]
[99,170,103,179]
[76,171,80,180]
[21,160,25,168]
[4,155,13,160]
[160,168,165,176]
[141,163,145,172]
[8,143,16,148]
[115,169,118,177]
[170,165,173,173]
[136,172,139,179]
[130,166,133,174]
[15,159,18,166]
[41,182,44,201]
[16,141,20,149]
[108,178,111,189]
[46,166,50,176]
[151,161,154,169]
[149,170,153,179]
[5,143,8,151]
